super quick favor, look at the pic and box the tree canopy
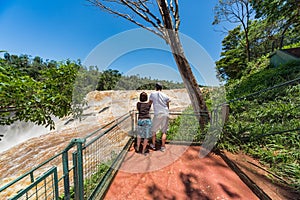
[214,0,300,80]
[0,54,81,129]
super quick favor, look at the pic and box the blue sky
[0,0,226,85]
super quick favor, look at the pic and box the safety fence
[0,112,134,200]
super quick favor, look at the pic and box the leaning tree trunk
[169,30,209,129]
[156,0,209,129]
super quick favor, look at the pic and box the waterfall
[0,121,50,153]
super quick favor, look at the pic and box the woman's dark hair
[139,92,148,102]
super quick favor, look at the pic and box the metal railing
[0,111,134,200]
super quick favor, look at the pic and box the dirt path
[222,150,300,200]
[104,145,259,200]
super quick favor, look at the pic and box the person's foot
[135,146,140,153]
[160,147,166,152]
[150,144,156,150]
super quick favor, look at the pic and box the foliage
[216,26,247,80]
[115,74,185,90]
[214,1,300,80]
[219,59,300,191]
[72,66,101,117]
[282,41,300,49]
[0,55,81,129]
[83,162,110,199]
[251,0,300,39]
[251,0,300,49]
[226,60,300,99]
[96,69,122,91]
[166,107,203,142]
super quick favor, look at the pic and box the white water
[0,122,50,153]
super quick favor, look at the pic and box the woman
[136,92,152,155]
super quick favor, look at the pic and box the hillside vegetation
[220,57,300,191]
[212,0,300,192]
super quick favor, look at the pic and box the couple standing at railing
[135,82,170,156]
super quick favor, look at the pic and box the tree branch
[120,0,160,29]
[170,0,180,31]
[138,0,163,28]
[87,0,166,40]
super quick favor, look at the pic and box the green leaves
[0,55,80,129]
[220,58,300,190]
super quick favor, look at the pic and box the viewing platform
[104,144,259,199]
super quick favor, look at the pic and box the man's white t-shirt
[149,91,170,115]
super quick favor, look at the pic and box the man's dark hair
[155,82,163,90]
[139,92,148,102]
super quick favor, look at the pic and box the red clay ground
[104,144,259,200]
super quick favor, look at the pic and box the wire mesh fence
[0,112,133,200]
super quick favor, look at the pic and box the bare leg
[142,138,148,154]
[161,133,167,148]
[136,136,141,152]
[152,133,156,147]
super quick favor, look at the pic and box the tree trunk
[241,22,251,62]
[168,30,209,129]
[279,24,289,49]
[156,0,209,129]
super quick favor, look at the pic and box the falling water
[0,121,50,153]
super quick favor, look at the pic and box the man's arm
[148,100,153,106]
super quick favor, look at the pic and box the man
[149,83,170,152]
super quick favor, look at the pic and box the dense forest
[1,0,299,192]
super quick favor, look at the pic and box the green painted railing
[0,111,135,200]
[9,167,59,200]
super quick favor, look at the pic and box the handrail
[84,112,130,140]
[0,112,133,199]
[227,77,300,104]
[85,113,131,147]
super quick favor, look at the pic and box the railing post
[221,103,230,123]
[62,151,71,200]
[73,138,86,200]
[53,167,59,200]
[131,110,134,134]
[130,110,136,136]
[72,152,78,200]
